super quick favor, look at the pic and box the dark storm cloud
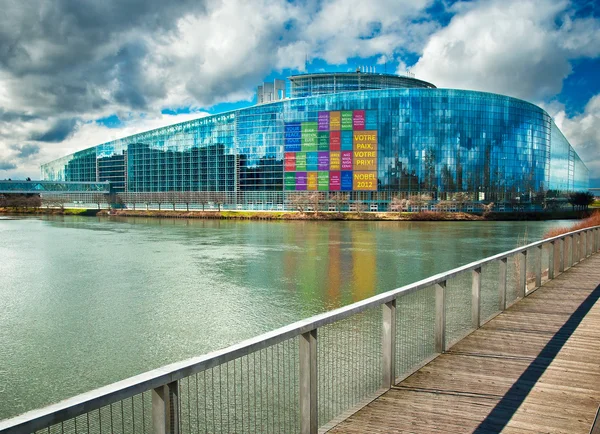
[10,143,41,158]
[30,118,78,143]
[0,160,17,171]
[0,0,206,115]
[0,109,37,124]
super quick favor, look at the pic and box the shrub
[543,210,600,239]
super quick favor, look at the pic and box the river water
[0,216,571,420]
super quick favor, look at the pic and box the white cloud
[549,94,600,185]
[0,111,209,179]
[411,0,600,101]
[305,0,437,64]
[1,0,598,184]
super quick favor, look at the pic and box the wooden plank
[329,254,600,434]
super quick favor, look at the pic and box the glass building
[41,72,589,210]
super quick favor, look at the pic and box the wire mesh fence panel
[554,240,562,274]
[317,307,382,429]
[35,393,152,434]
[179,338,299,434]
[541,243,550,284]
[395,286,436,380]
[480,261,501,323]
[525,246,540,292]
[506,253,521,306]
[445,271,473,348]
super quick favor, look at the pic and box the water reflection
[0,216,569,419]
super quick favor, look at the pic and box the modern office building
[41,71,589,210]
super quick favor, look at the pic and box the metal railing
[1,226,599,434]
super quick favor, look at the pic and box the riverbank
[1,207,592,221]
[0,207,100,216]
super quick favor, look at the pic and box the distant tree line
[0,194,42,209]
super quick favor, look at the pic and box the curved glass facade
[289,72,435,99]
[41,74,589,210]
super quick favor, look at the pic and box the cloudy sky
[0,0,599,186]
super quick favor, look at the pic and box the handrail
[1,224,599,433]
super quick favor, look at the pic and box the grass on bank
[544,210,600,238]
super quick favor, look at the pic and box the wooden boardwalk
[331,253,600,434]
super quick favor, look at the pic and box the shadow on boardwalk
[474,282,600,433]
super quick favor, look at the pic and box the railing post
[535,245,542,288]
[520,251,527,297]
[499,258,507,310]
[573,234,579,266]
[152,381,179,434]
[596,228,599,253]
[472,267,481,328]
[585,231,590,257]
[382,299,397,389]
[562,236,568,271]
[588,230,592,257]
[435,281,446,353]
[559,237,564,272]
[549,241,556,280]
[300,329,318,434]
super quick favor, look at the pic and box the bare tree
[307,192,323,214]
[92,193,106,210]
[409,194,431,210]
[43,195,66,211]
[213,192,226,212]
[141,193,152,211]
[26,195,41,209]
[436,200,454,212]
[178,191,193,212]
[452,192,471,211]
[167,190,178,211]
[389,195,408,212]
[480,202,495,218]
[196,192,208,211]
[354,200,368,214]
[329,192,348,212]
[153,192,165,211]
[125,193,136,210]
[287,193,308,213]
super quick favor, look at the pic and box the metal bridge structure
[0,180,111,195]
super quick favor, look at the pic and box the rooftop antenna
[304,52,308,72]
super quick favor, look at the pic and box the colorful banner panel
[330,131,341,150]
[353,131,377,171]
[329,171,341,190]
[284,122,301,152]
[341,111,353,130]
[307,172,318,190]
[318,112,329,131]
[330,152,341,171]
[330,112,341,131]
[284,110,377,191]
[353,172,377,190]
